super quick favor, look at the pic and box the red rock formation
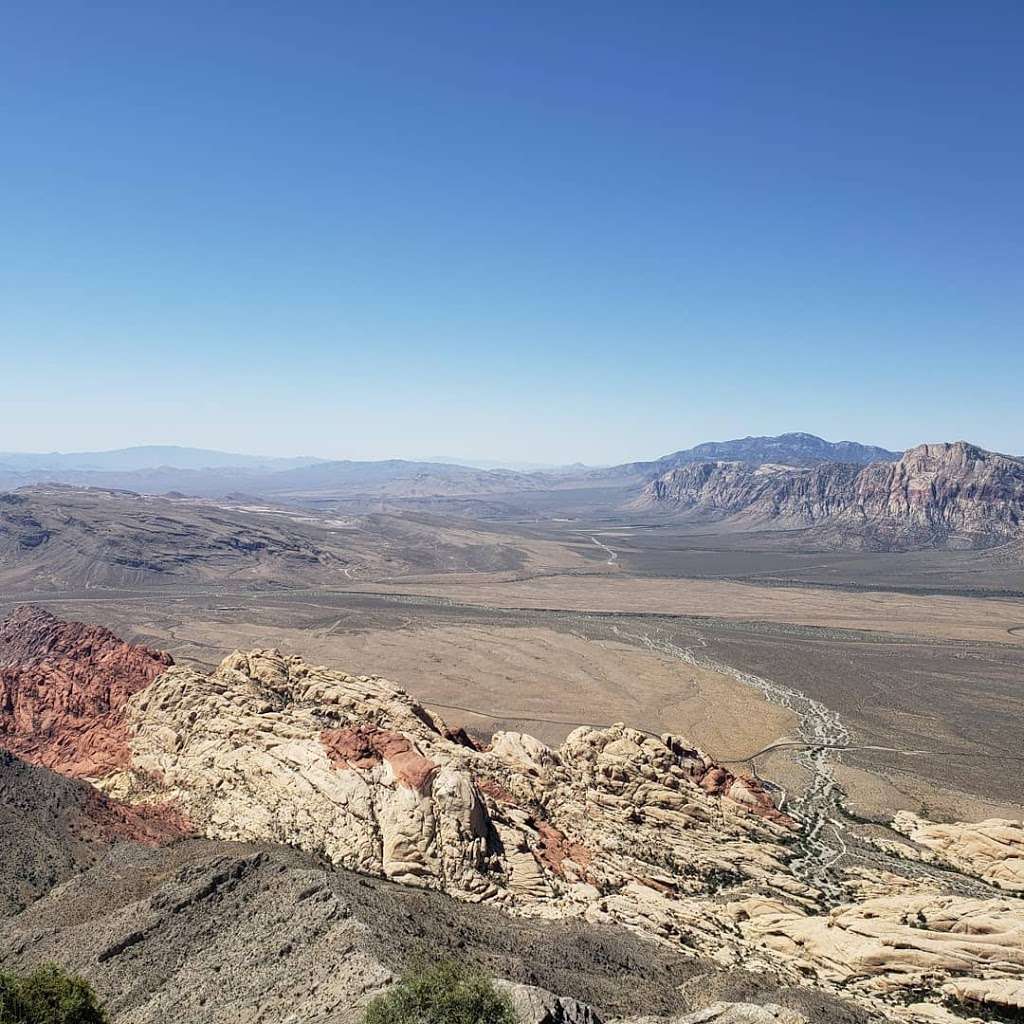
[321,724,439,793]
[664,736,797,829]
[535,821,591,878]
[0,605,173,778]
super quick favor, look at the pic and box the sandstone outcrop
[2,606,1023,1023]
[637,442,1024,551]
[0,605,173,777]
[893,811,1024,892]
[94,647,797,913]
[730,891,1024,1019]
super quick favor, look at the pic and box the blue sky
[2,2,1022,462]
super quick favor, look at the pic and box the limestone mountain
[637,441,1024,551]
[649,432,901,470]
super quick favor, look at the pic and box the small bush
[362,961,516,1024]
[0,965,108,1024]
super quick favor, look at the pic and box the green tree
[0,965,107,1024]
[362,961,516,1024]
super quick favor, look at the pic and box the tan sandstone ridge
[2,607,1024,1023]
[892,811,1024,892]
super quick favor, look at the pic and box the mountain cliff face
[2,606,1023,1024]
[638,442,1024,550]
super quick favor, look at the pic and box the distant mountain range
[0,433,903,496]
[0,445,324,472]
[652,432,902,469]
[3,436,1021,555]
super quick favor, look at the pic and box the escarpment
[638,442,1024,551]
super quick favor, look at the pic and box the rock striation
[0,605,173,777]
[2,606,1023,1023]
[637,442,1024,551]
[892,811,1024,892]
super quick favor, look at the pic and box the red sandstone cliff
[0,605,173,778]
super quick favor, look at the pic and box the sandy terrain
[105,614,799,767]
[358,575,1024,644]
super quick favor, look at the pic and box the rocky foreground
[2,606,1023,1023]
[637,441,1024,551]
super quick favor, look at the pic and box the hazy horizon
[2,430,1016,470]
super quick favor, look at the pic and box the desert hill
[1,606,1021,1024]
[637,441,1024,551]
[0,487,586,589]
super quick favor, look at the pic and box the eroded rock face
[95,647,796,911]
[638,442,1024,550]
[2,607,1023,1024]
[893,812,1024,892]
[0,605,173,777]
[730,892,1024,1018]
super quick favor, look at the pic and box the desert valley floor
[4,512,1021,830]
[3,484,1024,1024]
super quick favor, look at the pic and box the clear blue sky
[3,2,1022,462]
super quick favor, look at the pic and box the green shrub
[0,965,107,1024]
[362,960,516,1024]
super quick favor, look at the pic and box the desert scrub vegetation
[0,965,107,1024]
[362,961,516,1024]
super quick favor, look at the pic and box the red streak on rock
[665,736,797,830]
[535,821,591,878]
[0,606,173,779]
[475,777,517,805]
[321,724,438,794]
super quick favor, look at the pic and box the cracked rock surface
[1,607,1022,1023]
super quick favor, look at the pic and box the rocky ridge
[651,433,901,471]
[0,605,176,778]
[0,833,862,1024]
[637,442,1024,551]
[1,606,1023,1022]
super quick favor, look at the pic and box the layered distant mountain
[652,432,901,469]
[637,441,1024,551]
[0,487,585,589]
